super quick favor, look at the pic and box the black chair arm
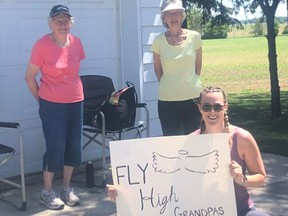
[135,103,147,108]
[85,108,100,113]
[0,122,20,129]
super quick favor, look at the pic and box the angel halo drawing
[152,149,219,174]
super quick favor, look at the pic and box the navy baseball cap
[49,5,72,18]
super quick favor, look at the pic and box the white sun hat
[160,0,186,28]
[160,0,185,13]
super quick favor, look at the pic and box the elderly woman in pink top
[25,5,85,210]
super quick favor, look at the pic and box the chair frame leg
[18,126,27,211]
[100,111,107,188]
[0,123,26,211]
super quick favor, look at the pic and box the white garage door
[0,0,119,177]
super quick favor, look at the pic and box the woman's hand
[229,160,247,186]
[25,63,40,101]
[107,184,118,201]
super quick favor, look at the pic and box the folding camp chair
[0,122,26,211]
[81,75,149,188]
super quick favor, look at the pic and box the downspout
[114,0,124,87]
[135,0,145,103]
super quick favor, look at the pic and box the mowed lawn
[201,35,288,93]
[201,36,288,156]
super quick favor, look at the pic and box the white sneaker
[60,186,80,206]
[40,189,65,210]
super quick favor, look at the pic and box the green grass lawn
[201,36,288,157]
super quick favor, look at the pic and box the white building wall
[0,0,164,178]
[0,0,119,178]
[117,0,164,138]
[139,0,165,137]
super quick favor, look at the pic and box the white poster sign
[109,133,237,216]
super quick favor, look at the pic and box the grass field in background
[227,23,287,38]
[201,36,288,156]
[202,36,288,93]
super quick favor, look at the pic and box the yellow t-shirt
[151,29,202,101]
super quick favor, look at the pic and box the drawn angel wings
[152,150,219,174]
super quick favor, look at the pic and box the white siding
[0,0,119,177]
[0,0,163,178]
[140,0,165,137]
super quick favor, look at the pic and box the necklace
[166,29,186,45]
[170,37,183,45]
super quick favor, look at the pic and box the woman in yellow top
[151,0,202,136]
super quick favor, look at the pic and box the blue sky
[225,1,287,20]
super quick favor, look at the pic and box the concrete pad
[250,153,288,216]
[0,153,287,216]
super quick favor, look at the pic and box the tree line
[187,8,288,39]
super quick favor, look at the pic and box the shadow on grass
[227,91,288,157]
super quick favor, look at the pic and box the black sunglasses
[201,104,224,112]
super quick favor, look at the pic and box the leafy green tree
[274,19,280,35]
[282,25,288,34]
[202,22,228,39]
[186,7,229,38]
[248,0,282,118]
[253,18,264,36]
[228,0,283,118]
[183,0,242,28]
[186,7,203,33]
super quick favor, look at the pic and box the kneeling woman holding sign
[108,86,270,216]
[191,86,269,216]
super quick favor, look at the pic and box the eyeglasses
[201,104,224,112]
[165,11,183,17]
[52,19,71,26]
